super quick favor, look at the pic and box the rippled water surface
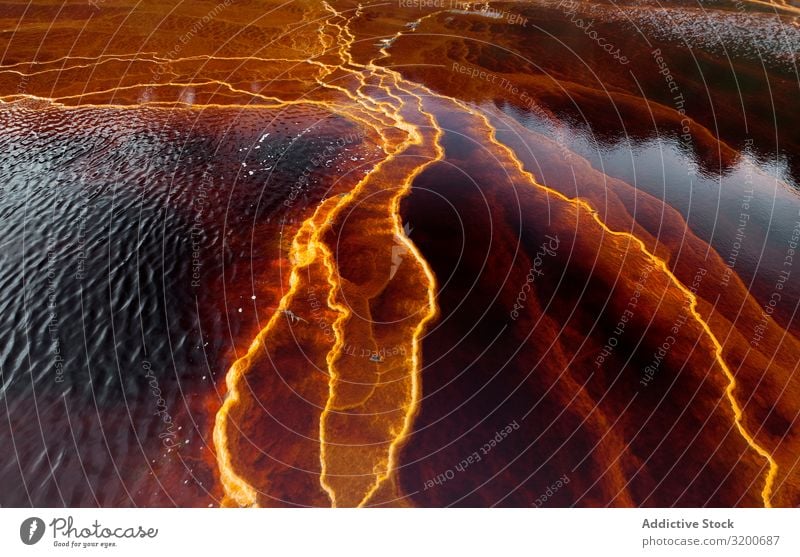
[0,104,371,505]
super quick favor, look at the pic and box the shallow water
[0,103,371,505]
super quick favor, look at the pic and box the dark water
[498,102,800,328]
[0,102,367,506]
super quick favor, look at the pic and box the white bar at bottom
[1,508,797,556]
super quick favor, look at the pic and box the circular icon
[20,517,45,545]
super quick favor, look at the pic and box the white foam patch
[600,4,797,70]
